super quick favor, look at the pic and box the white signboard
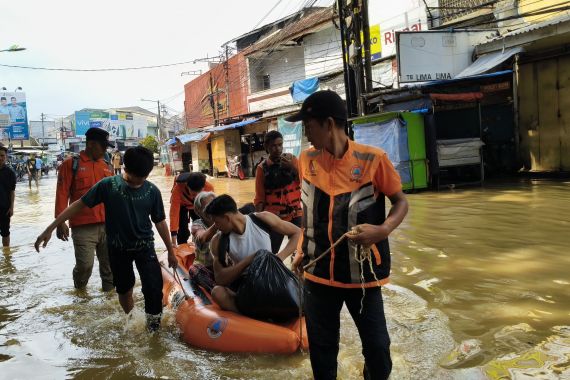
[397,31,496,83]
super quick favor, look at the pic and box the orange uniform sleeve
[253,164,265,207]
[169,183,182,233]
[55,159,73,218]
[373,152,403,197]
[204,181,215,192]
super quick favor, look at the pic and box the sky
[0,0,420,122]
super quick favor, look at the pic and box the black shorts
[108,245,163,315]
[0,209,10,237]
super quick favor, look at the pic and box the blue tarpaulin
[165,131,210,145]
[290,77,319,103]
[204,118,260,132]
[353,118,411,184]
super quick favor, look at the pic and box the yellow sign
[360,24,382,60]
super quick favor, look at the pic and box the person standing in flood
[36,146,177,332]
[0,146,16,247]
[254,130,302,252]
[112,150,122,175]
[54,127,114,292]
[26,153,39,189]
[290,91,408,380]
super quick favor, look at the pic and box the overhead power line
[0,59,200,72]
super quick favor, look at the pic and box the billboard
[109,111,145,138]
[74,111,110,137]
[397,31,497,83]
[0,91,29,140]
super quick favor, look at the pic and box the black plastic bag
[236,250,301,322]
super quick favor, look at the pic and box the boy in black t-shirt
[35,146,177,331]
[0,146,16,247]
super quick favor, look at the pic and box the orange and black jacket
[55,151,113,228]
[254,156,302,222]
[169,179,214,233]
[298,140,402,288]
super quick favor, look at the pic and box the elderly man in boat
[205,194,301,315]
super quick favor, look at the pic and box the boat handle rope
[161,262,192,300]
[302,231,351,271]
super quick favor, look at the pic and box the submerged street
[0,171,568,379]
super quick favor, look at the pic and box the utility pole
[337,0,358,119]
[61,118,66,151]
[209,72,219,126]
[157,101,162,140]
[361,0,373,94]
[224,45,231,118]
[161,104,168,138]
[40,113,46,145]
[338,0,373,117]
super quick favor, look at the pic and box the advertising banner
[75,111,111,137]
[110,111,136,138]
[75,111,91,136]
[361,24,382,60]
[0,91,29,140]
[277,117,303,157]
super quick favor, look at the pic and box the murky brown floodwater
[1,171,569,379]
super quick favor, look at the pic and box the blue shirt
[81,175,166,250]
[35,158,43,170]
[8,105,26,121]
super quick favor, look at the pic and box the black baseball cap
[285,90,347,122]
[85,127,114,148]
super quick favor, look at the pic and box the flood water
[1,171,569,379]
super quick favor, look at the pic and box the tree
[140,135,159,153]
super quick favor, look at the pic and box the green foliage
[140,135,159,153]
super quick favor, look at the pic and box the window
[262,74,270,90]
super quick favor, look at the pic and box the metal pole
[157,101,161,140]
[61,119,66,151]
[362,0,373,95]
[209,73,218,126]
[225,45,231,118]
[337,0,358,121]
[41,113,45,140]
[352,1,365,115]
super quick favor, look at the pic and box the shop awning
[455,47,523,78]
[165,131,210,145]
[430,92,484,102]
[204,118,260,132]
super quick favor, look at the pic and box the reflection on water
[0,171,568,379]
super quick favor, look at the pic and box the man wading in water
[36,146,177,332]
[290,91,408,379]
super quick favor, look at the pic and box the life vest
[55,151,114,227]
[260,159,302,221]
[298,140,402,288]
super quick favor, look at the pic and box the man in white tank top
[206,194,301,313]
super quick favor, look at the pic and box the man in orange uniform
[290,91,408,380]
[55,128,114,291]
[169,172,214,245]
[254,130,302,253]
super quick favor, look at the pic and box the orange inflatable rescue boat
[160,244,309,354]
